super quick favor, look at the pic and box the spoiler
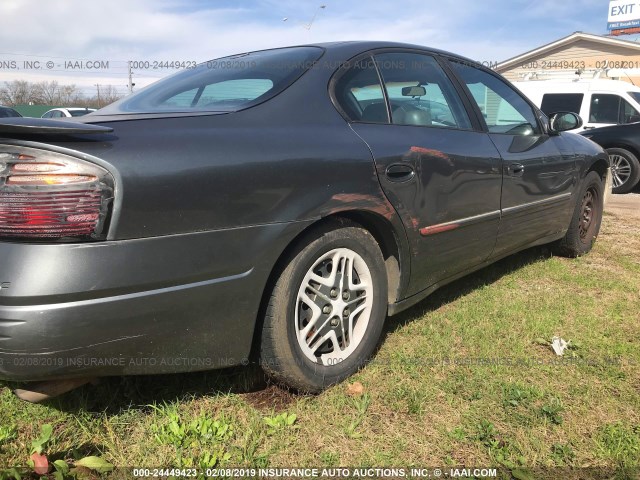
[0,117,113,136]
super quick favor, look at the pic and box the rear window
[69,109,93,117]
[0,107,20,118]
[99,47,324,115]
[540,93,583,116]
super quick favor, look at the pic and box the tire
[553,171,604,258]
[607,147,640,194]
[260,220,388,393]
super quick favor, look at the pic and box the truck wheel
[260,220,387,393]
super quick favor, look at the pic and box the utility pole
[127,61,135,94]
[95,84,101,107]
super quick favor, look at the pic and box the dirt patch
[607,193,640,220]
[240,384,300,412]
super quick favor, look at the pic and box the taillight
[0,146,113,241]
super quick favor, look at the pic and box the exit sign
[608,1,640,29]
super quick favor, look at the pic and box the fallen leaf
[31,452,49,475]
[347,382,364,396]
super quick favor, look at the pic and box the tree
[33,80,61,104]
[94,85,122,108]
[0,80,39,105]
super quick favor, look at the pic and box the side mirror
[548,112,582,133]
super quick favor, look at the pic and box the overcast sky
[0,0,622,96]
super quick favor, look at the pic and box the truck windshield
[628,92,640,105]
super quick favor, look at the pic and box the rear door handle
[506,162,525,177]
[385,163,415,182]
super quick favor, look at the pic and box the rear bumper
[0,222,307,381]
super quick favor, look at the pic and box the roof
[223,40,478,66]
[496,32,640,72]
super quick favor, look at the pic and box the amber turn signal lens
[7,174,98,185]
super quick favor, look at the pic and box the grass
[0,208,639,478]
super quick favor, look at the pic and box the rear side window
[99,47,324,114]
[333,57,388,123]
[540,93,584,116]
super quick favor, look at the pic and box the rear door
[448,60,578,257]
[333,51,503,296]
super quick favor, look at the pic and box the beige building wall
[497,39,640,85]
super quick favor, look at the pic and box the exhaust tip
[14,378,96,403]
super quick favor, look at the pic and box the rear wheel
[553,171,604,258]
[607,148,640,194]
[260,220,387,392]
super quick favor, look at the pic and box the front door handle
[506,162,525,177]
[583,126,595,130]
[385,163,415,183]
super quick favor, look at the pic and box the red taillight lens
[0,147,113,241]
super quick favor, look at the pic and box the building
[495,31,640,85]
[12,104,63,118]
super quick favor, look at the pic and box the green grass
[1,211,639,478]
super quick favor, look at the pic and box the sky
[0,0,621,97]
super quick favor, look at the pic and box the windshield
[628,92,640,105]
[98,46,324,115]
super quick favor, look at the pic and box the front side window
[98,46,324,115]
[622,97,640,123]
[375,53,471,129]
[540,93,584,116]
[589,94,640,124]
[590,94,621,123]
[451,61,540,135]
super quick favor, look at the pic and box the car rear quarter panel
[0,62,411,379]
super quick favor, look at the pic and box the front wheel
[260,220,388,392]
[607,148,640,194]
[553,171,604,258]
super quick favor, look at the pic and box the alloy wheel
[295,248,373,366]
[609,154,633,189]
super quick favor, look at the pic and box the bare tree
[58,84,83,105]
[94,85,123,108]
[0,80,39,106]
[0,79,121,108]
[33,80,61,104]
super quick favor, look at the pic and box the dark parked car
[581,123,640,194]
[0,106,22,118]
[0,42,609,395]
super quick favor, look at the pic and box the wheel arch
[600,142,640,161]
[249,209,410,359]
[586,155,609,181]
